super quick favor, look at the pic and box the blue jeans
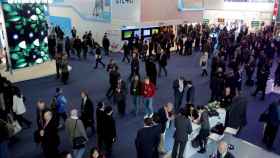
[143,97,153,115]
[0,141,8,158]
[73,148,85,158]
[132,96,140,115]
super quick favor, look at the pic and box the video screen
[134,30,141,38]
[152,28,159,35]
[122,30,133,40]
[2,3,49,69]
[142,29,151,37]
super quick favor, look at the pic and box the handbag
[72,120,87,149]
[191,135,200,148]
[0,114,22,138]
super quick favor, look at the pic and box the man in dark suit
[216,141,235,158]
[173,77,187,112]
[102,34,110,56]
[80,91,95,134]
[106,65,121,99]
[135,118,161,158]
[158,51,168,77]
[186,81,195,105]
[225,95,247,133]
[171,109,192,158]
[129,53,140,81]
[145,58,158,86]
[103,106,116,157]
[114,78,127,117]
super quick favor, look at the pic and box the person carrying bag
[72,120,87,149]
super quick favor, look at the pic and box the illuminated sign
[116,0,134,4]
[7,0,53,3]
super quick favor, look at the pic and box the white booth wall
[203,1,274,27]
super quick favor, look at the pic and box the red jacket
[142,82,156,98]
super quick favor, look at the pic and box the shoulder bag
[72,120,87,149]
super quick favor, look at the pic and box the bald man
[217,141,235,158]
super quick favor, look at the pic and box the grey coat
[65,118,88,146]
[173,114,193,142]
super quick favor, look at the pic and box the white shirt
[12,95,26,115]
[178,80,184,92]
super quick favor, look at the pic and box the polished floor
[10,52,280,158]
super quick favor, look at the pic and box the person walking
[173,77,186,112]
[61,54,70,85]
[102,34,110,56]
[114,78,127,117]
[171,108,192,158]
[142,77,156,117]
[129,53,140,81]
[200,52,208,77]
[65,109,88,158]
[12,87,32,128]
[130,75,142,115]
[103,106,116,158]
[55,88,68,128]
[94,47,106,69]
[106,65,120,99]
[158,50,168,77]
[122,41,130,63]
[39,110,60,158]
[80,91,95,135]
[186,81,195,105]
[96,102,106,149]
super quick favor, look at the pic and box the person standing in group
[156,103,174,155]
[200,52,208,77]
[106,65,120,100]
[80,91,95,135]
[129,53,140,81]
[55,53,62,79]
[171,108,192,158]
[158,50,168,77]
[65,109,88,158]
[173,77,187,112]
[82,38,88,60]
[142,77,156,117]
[94,47,106,69]
[39,110,60,158]
[61,54,70,85]
[106,59,115,73]
[186,81,195,105]
[114,78,127,117]
[122,41,130,63]
[262,100,280,149]
[135,118,161,158]
[196,106,210,154]
[55,88,68,128]
[103,106,116,158]
[12,87,32,128]
[102,34,110,56]
[130,75,142,116]
[96,102,106,149]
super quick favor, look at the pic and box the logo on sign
[116,0,134,4]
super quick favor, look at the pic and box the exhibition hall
[1,0,280,158]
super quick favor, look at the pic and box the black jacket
[225,96,247,129]
[40,118,60,149]
[159,53,168,67]
[131,58,140,73]
[96,108,106,137]
[135,125,161,158]
[103,114,116,143]
[130,80,142,96]
[109,70,120,87]
[81,97,94,127]
[173,79,187,94]
[114,81,127,102]
[173,115,192,142]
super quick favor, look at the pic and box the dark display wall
[2,3,49,69]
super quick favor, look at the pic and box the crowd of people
[1,22,280,158]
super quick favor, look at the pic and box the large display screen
[2,3,49,69]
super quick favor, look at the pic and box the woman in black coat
[80,91,95,134]
[39,110,60,158]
